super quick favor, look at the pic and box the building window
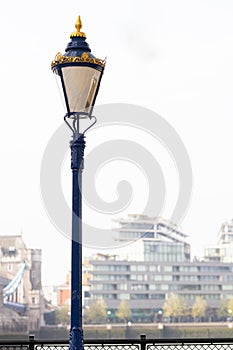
[119,293,130,299]
[222,285,233,290]
[173,266,180,272]
[131,293,149,300]
[138,265,146,272]
[115,265,129,272]
[131,265,137,271]
[149,284,168,291]
[102,294,117,299]
[164,266,172,272]
[131,284,148,291]
[131,274,145,281]
[150,294,165,300]
[149,265,158,272]
[103,284,116,290]
[118,283,127,290]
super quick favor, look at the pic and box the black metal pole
[69,132,85,350]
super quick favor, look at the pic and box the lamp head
[51,16,106,123]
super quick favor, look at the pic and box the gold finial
[70,16,86,38]
[75,16,82,33]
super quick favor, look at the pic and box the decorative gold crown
[51,52,106,68]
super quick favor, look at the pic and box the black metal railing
[1,335,233,350]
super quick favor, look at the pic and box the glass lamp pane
[62,66,101,114]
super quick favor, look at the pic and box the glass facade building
[114,215,190,262]
[87,216,233,322]
[205,219,233,263]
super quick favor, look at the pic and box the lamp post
[51,16,105,350]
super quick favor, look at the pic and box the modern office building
[205,219,233,263]
[114,214,190,262]
[90,256,233,322]
[88,216,233,322]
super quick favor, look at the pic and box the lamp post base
[69,327,84,350]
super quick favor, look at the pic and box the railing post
[140,334,147,350]
[29,334,35,350]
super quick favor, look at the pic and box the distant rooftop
[114,214,188,244]
[0,234,26,251]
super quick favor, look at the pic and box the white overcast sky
[0,0,233,285]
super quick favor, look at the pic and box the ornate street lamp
[51,16,105,350]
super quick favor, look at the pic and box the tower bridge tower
[0,234,44,332]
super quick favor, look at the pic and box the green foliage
[55,305,70,325]
[163,293,189,319]
[177,296,189,317]
[86,299,107,324]
[116,300,131,322]
[217,298,229,319]
[228,297,233,314]
[192,296,207,319]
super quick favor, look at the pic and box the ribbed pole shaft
[69,132,85,350]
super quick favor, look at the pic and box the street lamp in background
[51,16,106,350]
[228,309,232,323]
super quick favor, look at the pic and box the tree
[192,296,207,321]
[228,297,233,314]
[163,293,188,322]
[116,300,131,322]
[177,295,189,319]
[217,298,228,320]
[86,299,107,324]
[55,305,70,325]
